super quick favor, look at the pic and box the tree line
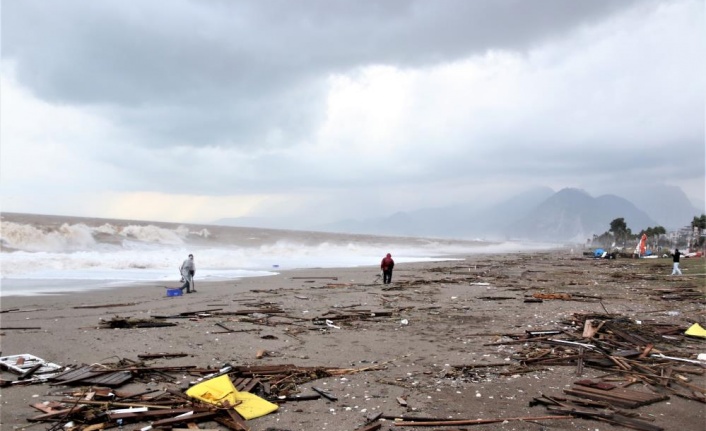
[590,214,706,252]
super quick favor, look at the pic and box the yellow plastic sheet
[685,323,706,338]
[185,374,278,420]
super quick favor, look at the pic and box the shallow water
[0,212,553,296]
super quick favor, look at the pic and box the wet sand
[1,251,704,430]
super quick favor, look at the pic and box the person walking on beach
[671,248,682,275]
[381,253,395,284]
[180,254,197,293]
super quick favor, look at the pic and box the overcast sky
[1,0,704,226]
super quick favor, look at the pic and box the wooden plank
[50,365,133,387]
[277,394,321,402]
[109,408,200,420]
[568,385,668,403]
[19,363,43,380]
[564,387,669,409]
[137,352,189,359]
[563,390,641,409]
[312,386,338,401]
[30,401,66,413]
[547,407,664,431]
[214,415,250,431]
[242,377,260,393]
[151,412,217,427]
[28,406,87,422]
[217,400,250,431]
[73,303,137,309]
[60,399,174,410]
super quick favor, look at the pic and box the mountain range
[213,185,703,243]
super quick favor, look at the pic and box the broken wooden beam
[18,363,43,380]
[312,386,338,401]
[73,303,137,309]
[563,385,669,408]
[137,352,189,359]
[353,422,382,431]
[546,406,664,431]
[150,411,218,427]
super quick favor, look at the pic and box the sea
[0,212,554,297]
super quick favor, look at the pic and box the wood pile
[17,359,384,430]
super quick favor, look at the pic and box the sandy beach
[1,251,704,431]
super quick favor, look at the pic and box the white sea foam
[0,217,555,296]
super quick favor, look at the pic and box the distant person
[380,253,395,284]
[671,249,682,275]
[180,254,197,293]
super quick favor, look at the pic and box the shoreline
[0,255,475,299]
[2,250,702,431]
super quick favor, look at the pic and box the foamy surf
[0,213,554,296]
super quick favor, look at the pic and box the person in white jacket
[180,254,197,293]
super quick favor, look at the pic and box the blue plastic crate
[166,288,183,297]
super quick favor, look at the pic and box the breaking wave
[0,215,556,296]
[1,221,210,252]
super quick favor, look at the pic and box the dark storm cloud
[3,0,702,223]
[2,0,644,147]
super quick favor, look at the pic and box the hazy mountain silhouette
[311,186,555,239]
[213,186,699,243]
[508,188,657,242]
[604,184,701,230]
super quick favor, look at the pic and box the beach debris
[73,302,138,309]
[477,295,516,300]
[311,386,338,401]
[311,309,394,327]
[186,374,278,420]
[384,413,574,427]
[354,420,382,431]
[136,352,189,360]
[563,383,669,408]
[651,287,706,303]
[685,323,706,338]
[531,394,666,431]
[99,316,177,329]
[532,292,572,300]
[324,319,340,329]
[19,359,384,430]
[50,364,134,387]
[151,308,224,319]
[0,308,48,313]
[0,354,64,386]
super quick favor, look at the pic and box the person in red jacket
[380,253,395,284]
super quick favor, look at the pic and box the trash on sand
[685,323,706,338]
[325,319,341,329]
[185,374,278,420]
[0,354,64,385]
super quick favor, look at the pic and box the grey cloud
[3,0,646,148]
